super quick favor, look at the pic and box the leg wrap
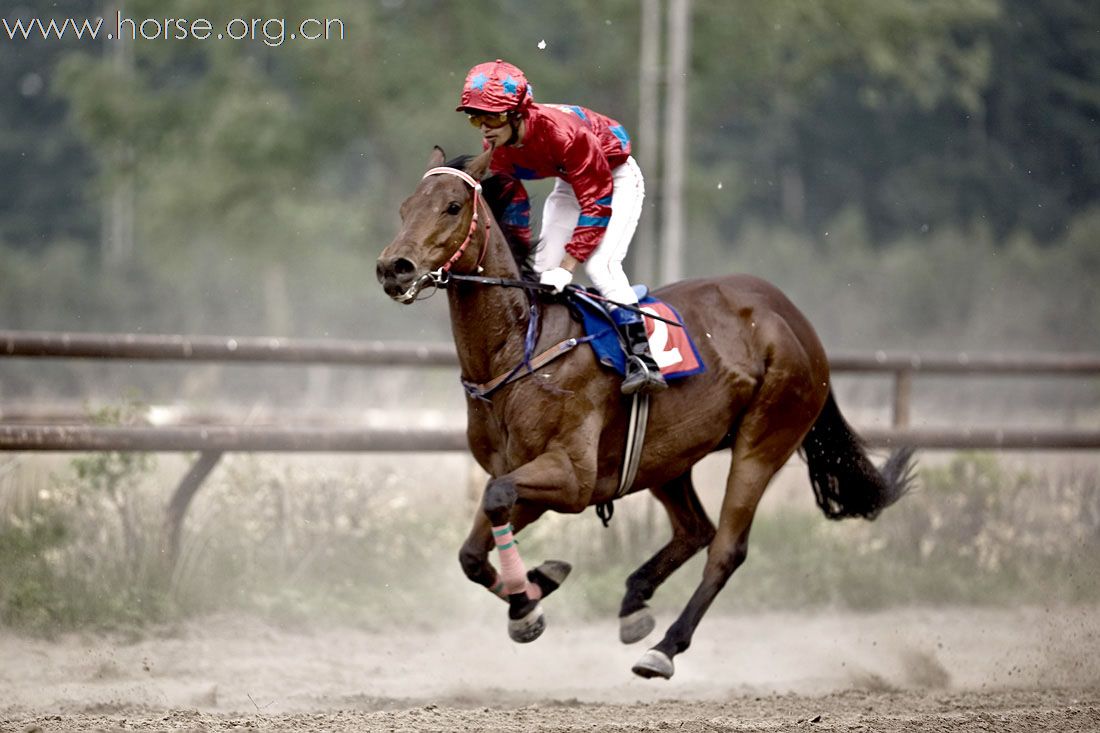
[488,574,507,600]
[492,524,542,598]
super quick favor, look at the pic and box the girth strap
[596,392,651,527]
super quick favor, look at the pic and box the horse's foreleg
[480,450,589,643]
[458,512,500,592]
[619,472,715,644]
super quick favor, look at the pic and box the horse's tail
[801,389,916,520]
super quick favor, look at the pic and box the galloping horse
[376,146,915,679]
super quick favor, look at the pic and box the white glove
[539,267,573,294]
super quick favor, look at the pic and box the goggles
[466,110,512,129]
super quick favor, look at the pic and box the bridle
[397,166,490,302]
[426,166,491,274]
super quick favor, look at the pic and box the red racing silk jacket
[482,174,533,253]
[487,102,632,262]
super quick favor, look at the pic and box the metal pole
[0,425,469,452]
[0,331,458,366]
[5,332,1100,374]
[103,1,134,266]
[634,0,662,286]
[660,0,691,284]
[2,423,1098,452]
[893,370,912,428]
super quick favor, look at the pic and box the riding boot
[612,308,668,395]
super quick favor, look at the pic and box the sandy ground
[2,605,1099,731]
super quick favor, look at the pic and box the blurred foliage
[1,451,1097,633]
[1,205,1095,378]
[71,398,157,577]
[0,0,1096,351]
[0,499,70,630]
[0,425,165,632]
[0,0,98,248]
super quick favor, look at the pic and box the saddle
[566,285,706,382]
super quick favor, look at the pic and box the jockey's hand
[539,267,573,294]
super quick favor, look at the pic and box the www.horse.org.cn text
[2,13,347,47]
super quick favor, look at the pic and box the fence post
[163,451,223,572]
[893,369,912,428]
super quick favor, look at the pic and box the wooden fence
[3,329,1098,566]
[3,329,1100,450]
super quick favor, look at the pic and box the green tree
[0,0,99,248]
[689,0,999,241]
[973,0,1100,240]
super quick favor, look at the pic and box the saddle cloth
[570,286,706,380]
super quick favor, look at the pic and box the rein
[443,273,683,327]
[414,167,680,326]
[415,166,675,402]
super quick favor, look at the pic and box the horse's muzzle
[376,255,423,303]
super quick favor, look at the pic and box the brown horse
[376,146,914,680]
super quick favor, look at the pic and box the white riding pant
[533,155,644,305]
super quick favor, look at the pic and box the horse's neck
[447,229,532,384]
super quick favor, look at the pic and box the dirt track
[2,606,1099,732]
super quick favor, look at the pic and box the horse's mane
[445,154,535,278]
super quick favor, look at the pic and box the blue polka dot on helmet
[457,59,534,114]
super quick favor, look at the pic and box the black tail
[802,390,916,520]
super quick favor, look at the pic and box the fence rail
[3,329,1099,451]
[0,424,468,452]
[1,424,1098,453]
[6,329,1100,373]
[1,330,457,366]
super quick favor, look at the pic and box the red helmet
[457,59,534,114]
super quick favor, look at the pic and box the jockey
[457,59,667,395]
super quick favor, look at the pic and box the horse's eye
[445,202,462,216]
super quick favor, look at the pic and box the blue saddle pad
[571,286,706,380]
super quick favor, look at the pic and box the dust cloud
[3,605,1099,716]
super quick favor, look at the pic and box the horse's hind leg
[619,472,715,644]
[632,418,806,679]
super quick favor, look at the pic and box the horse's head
[376,146,493,303]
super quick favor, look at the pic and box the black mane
[446,154,534,277]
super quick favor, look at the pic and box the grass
[0,450,1098,635]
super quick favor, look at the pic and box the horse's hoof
[632,649,674,679]
[528,560,572,598]
[508,603,546,643]
[619,607,656,644]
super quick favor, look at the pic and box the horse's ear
[466,146,494,181]
[427,146,446,170]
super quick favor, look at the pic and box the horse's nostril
[394,258,416,276]
[375,261,386,283]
